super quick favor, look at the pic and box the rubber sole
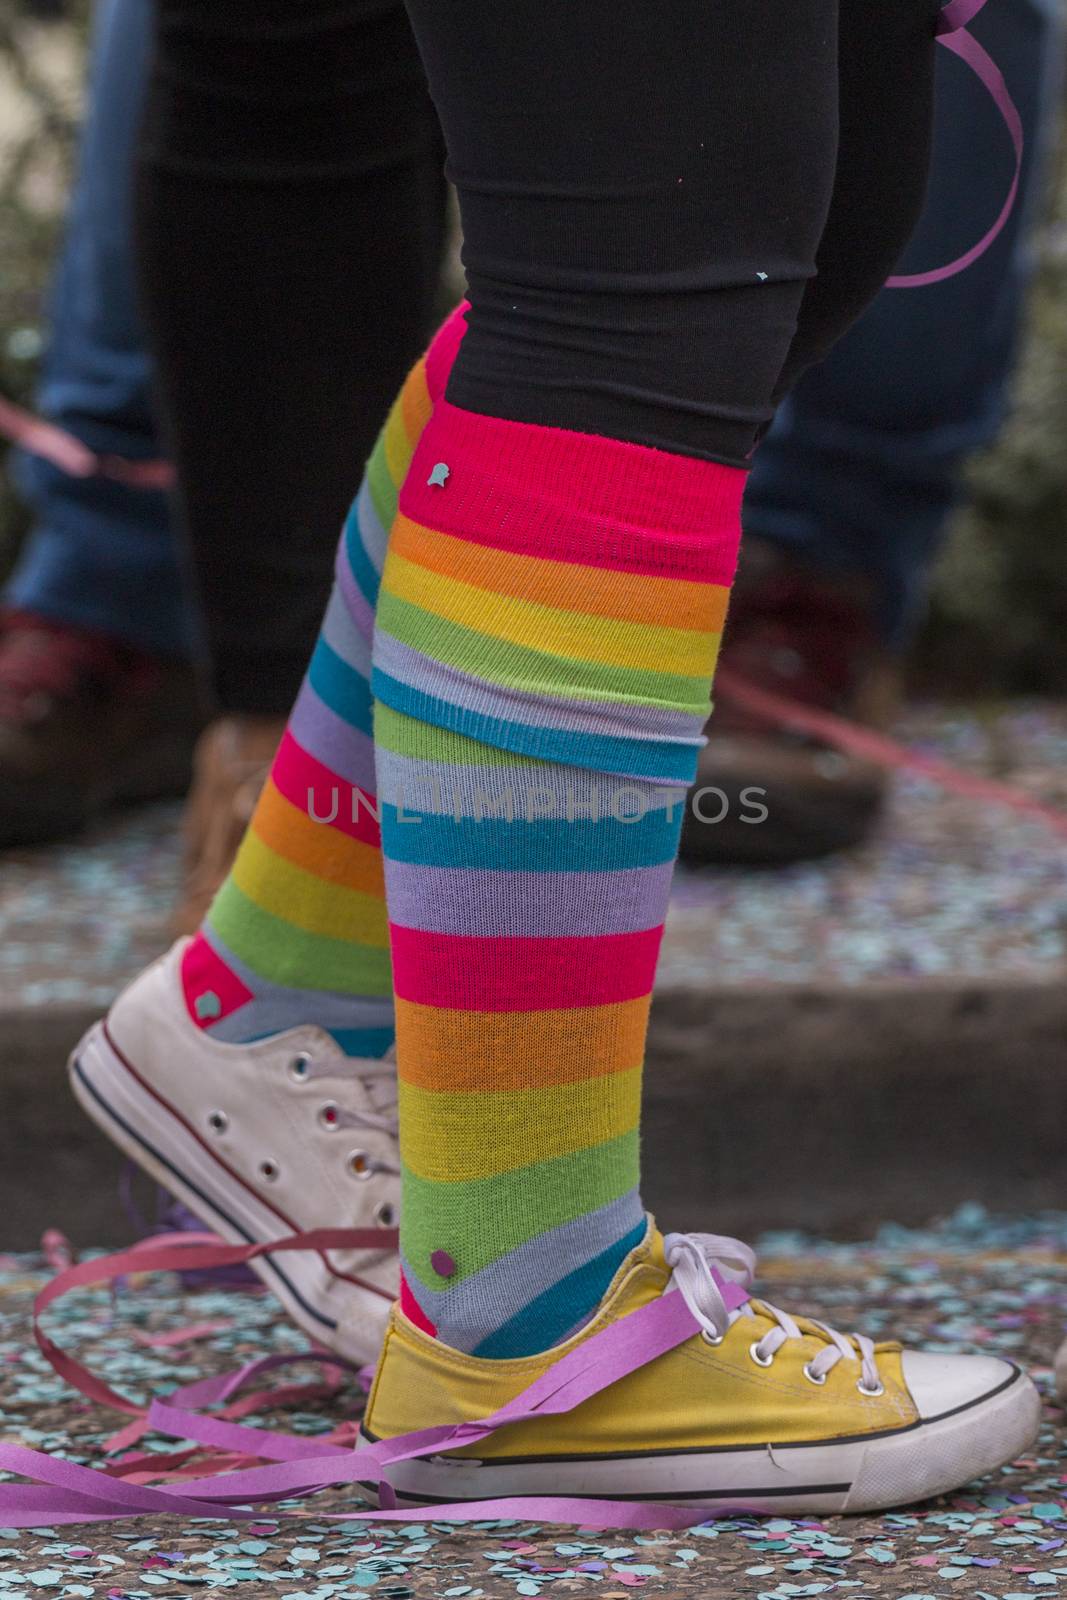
[69,1021,391,1364]
[356,1361,1040,1516]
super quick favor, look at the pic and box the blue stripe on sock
[471,1219,648,1360]
[371,669,700,785]
[327,1025,396,1058]
[310,636,373,735]
[346,498,384,609]
[378,802,682,872]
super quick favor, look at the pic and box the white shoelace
[297,1049,399,1175]
[664,1231,883,1394]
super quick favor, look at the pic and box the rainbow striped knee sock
[180,311,467,1055]
[373,399,745,1355]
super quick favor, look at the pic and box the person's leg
[73,0,1040,1498]
[746,0,1062,648]
[378,0,933,1356]
[0,0,204,848]
[135,0,448,930]
[359,0,1037,1506]
[70,313,466,1364]
[135,0,447,717]
[70,0,447,1362]
[678,0,1060,870]
[180,311,464,1055]
[6,0,185,656]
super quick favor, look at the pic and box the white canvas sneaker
[69,940,399,1364]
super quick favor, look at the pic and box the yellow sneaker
[359,1222,1039,1517]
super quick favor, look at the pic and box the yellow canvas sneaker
[359,1222,1040,1517]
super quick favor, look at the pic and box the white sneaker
[69,939,399,1364]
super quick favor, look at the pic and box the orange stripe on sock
[394,996,649,1091]
[400,358,433,451]
[389,513,730,634]
[250,779,385,899]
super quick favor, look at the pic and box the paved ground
[0,1210,1064,1597]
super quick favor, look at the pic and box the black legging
[136,0,447,714]
[137,0,937,704]
[406,0,939,464]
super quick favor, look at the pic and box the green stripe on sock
[209,880,393,997]
[400,1128,640,1287]
[374,701,537,770]
[377,590,711,714]
[367,434,400,537]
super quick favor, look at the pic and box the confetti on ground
[4,702,1067,1009]
[0,1207,1064,1595]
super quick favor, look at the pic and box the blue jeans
[5,0,191,657]
[746,0,1062,647]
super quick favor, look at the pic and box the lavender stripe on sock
[357,477,390,573]
[373,631,706,746]
[322,585,373,676]
[288,680,377,793]
[401,1194,647,1349]
[382,860,674,937]
[335,537,376,645]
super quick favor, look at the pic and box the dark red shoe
[680,541,897,866]
[0,610,205,847]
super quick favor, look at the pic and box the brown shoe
[680,540,898,866]
[171,714,285,935]
[0,609,205,848]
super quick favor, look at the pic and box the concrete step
[3,702,1067,1249]
[2,972,1065,1250]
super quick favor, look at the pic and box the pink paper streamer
[0,1228,752,1530]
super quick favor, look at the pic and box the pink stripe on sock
[180,934,254,1027]
[425,303,469,404]
[400,400,745,584]
[399,1271,438,1337]
[389,926,664,1011]
[270,731,381,849]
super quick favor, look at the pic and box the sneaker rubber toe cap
[901,1348,1023,1421]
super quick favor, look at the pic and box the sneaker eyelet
[347,1150,373,1179]
[803,1361,827,1386]
[259,1159,280,1182]
[318,1103,340,1130]
[857,1378,885,1397]
[374,1200,396,1227]
[749,1341,775,1368]
[287,1053,312,1083]
[700,1329,724,1347]
[207,1110,228,1134]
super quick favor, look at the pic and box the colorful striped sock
[373,399,745,1355]
[180,309,468,1055]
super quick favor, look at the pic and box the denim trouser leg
[5,0,191,657]
[744,0,1063,648]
